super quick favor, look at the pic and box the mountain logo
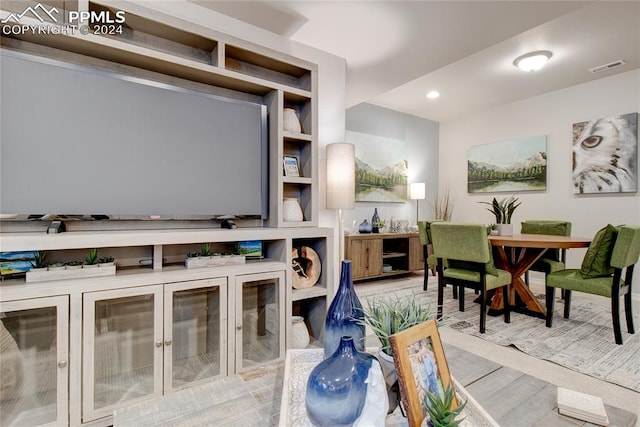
[1,3,59,24]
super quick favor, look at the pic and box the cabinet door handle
[365,248,369,269]
[155,340,163,348]
[58,360,67,368]
[164,339,172,346]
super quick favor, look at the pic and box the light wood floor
[355,272,640,423]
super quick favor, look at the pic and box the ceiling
[191,1,640,122]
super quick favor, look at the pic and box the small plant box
[185,255,245,269]
[26,264,116,283]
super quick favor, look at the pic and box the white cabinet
[82,279,228,422]
[163,279,228,391]
[82,286,163,422]
[0,296,69,427]
[234,271,286,371]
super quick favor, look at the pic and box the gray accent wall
[345,103,439,230]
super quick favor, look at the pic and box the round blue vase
[306,336,377,426]
[323,260,365,358]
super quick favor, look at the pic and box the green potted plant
[84,248,99,268]
[201,243,213,258]
[358,295,433,412]
[30,251,48,271]
[47,261,65,270]
[480,196,520,236]
[66,260,84,270]
[98,256,115,267]
[423,384,467,427]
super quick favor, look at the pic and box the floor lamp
[410,182,426,225]
[326,143,355,261]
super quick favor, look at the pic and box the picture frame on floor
[389,319,457,426]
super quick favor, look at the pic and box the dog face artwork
[572,113,638,194]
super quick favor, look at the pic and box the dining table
[488,233,592,318]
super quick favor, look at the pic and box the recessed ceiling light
[426,90,440,99]
[513,50,552,72]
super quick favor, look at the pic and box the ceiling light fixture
[513,50,552,72]
[426,90,440,99]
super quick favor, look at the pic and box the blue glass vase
[306,336,378,426]
[324,260,364,358]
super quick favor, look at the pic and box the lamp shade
[409,182,426,200]
[326,143,355,210]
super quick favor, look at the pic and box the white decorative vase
[498,224,513,236]
[283,198,303,222]
[283,108,302,133]
[291,316,310,349]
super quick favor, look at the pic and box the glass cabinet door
[0,296,69,427]
[82,286,163,422]
[164,278,227,392]
[235,271,285,371]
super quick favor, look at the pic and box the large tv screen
[1,49,268,219]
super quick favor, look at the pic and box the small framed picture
[283,155,301,177]
[389,320,457,426]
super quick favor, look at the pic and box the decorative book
[557,387,609,426]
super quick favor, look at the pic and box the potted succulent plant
[47,262,66,270]
[84,248,99,268]
[30,251,48,271]
[358,294,433,412]
[98,256,115,267]
[66,260,84,270]
[480,196,520,236]
[422,384,467,427]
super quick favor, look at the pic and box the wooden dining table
[488,233,592,318]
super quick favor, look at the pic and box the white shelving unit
[0,2,332,425]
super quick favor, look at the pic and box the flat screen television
[1,49,268,220]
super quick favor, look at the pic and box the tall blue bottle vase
[323,260,365,358]
[306,336,386,427]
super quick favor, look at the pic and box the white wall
[440,69,640,295]
[344,103,439,231]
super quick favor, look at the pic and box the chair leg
[479,287,486,334]
[437,279,444,322]
[612,293,623,345]
[452,284,458,299]
[423,247,429,291]
[563,290,572,319]
[545,286,555,327]
[525,270,529,287]
[503,285,510,324]
[624,291,635,334]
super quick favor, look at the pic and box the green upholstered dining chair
[545,225,640,345]
[431,222,512,333]
[521,220,572,286]
[417,221,439,291]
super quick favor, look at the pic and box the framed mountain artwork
[346,130,408,202]
[467,135,547,193]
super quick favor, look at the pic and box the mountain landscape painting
[468,135,547,193]
[346,131,408,202]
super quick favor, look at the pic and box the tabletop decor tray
[278,348,499,427]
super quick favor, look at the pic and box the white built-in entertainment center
[0,2,333,426]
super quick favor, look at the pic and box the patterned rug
[356,277,640,393]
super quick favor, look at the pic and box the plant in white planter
[48,262,65,270]
[480,196,520,236]
[66,260,84,269]
[358,294,433,413]
[98,256,115,267]
[84,248,99,268]
[30,251,48,271]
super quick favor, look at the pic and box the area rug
[356,277,640,393]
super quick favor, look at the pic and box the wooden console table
[344,233,423,281]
